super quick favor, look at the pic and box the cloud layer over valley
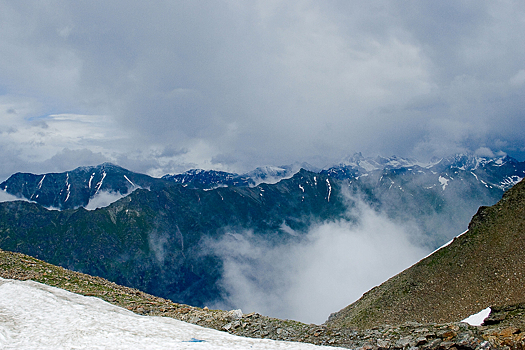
[207,199,429,324]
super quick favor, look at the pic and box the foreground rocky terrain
[2,247,525,349]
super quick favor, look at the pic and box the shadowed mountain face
[0,154,524,310]
[326,178,525,329]
[0,170,345,307]
[3,154,523,243]
[0,163,165,210]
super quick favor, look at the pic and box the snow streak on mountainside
[0,278,336,349]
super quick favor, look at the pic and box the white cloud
[207,200,429,324]
[0,190,27,203]
[85,190,127,210]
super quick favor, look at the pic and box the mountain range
[0,153,524,312]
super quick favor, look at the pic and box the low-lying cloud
[85,190,127,210]
[207,200,429,324]
[0,190,28,203]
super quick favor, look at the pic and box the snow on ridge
[0,278,336,349]
[416,230,468,265]
[438,176,449,191]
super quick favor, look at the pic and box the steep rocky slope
[326,179,525,330]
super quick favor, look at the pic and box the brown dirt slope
[326,179,525,330]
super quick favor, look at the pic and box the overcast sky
[1,1,524,180]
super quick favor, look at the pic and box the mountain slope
[0,169,345,307]
[326,178,525,329]
[1,155,524,316]
[161,153,525,245]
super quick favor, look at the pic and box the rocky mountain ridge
[3,152,523,243]
[161,153,524,192]
[0,162,165,210]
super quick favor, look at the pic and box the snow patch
[94,171,106,194]
[37,175,45,189]
[65,183,71,202]
[88,173,95,189]
[438,176,449,190]
[0,278,335,349]
[64,173,70,202]
[123,175,135,187]
[500,176,523,189]
[461,307,491,326]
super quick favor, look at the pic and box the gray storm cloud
[207,199,429,324]
[0,1,524,179]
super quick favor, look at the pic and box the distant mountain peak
[0,164,162,210]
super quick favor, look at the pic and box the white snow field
[0,278,337,349]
